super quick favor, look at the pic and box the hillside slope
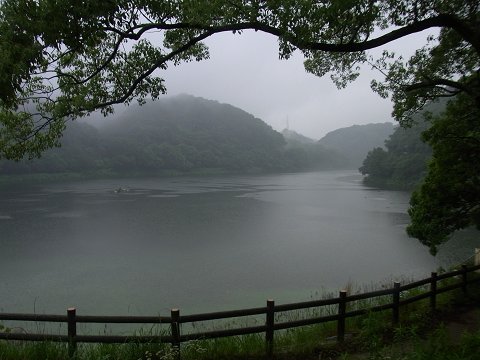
[101,94,288,172]
[318,123,395,168]
[1,95,350,176]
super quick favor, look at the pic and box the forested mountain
[318,123,395,168]
[0,95,351,177]
[0,121,104,174]
[359,121,432,189]
[281,129,350,170]
[358,101,451,190]
[97,95,289,173]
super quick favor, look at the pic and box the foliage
[359,119,432,190]
[0,0,479,249]
[407,94,480,253]
[360,95,480,252]
[0,0,477,159]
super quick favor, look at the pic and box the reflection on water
[0,170,478,316]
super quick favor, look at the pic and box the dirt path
[315,302,480,360]
[442,304,480,343]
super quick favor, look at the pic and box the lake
[0,170,478,316]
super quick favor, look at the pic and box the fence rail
[1,264,480,358]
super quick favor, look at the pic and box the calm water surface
[0,170,477,316]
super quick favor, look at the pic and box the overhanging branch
[14,11,479,146]
[405,78,471,95]
[102,12,477,55]
[247,13,476,53]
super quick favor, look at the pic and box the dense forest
[0,96,404,180]
[359,122,432,189]
[358,101,451,190]
[0,95,367,178]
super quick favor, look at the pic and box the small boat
[114,187,129,193]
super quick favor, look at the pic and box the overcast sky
[154,29,433,140]
[89,29,432,140]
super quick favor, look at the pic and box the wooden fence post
[171,309,181,359]
[266,299,275,359]
[392,282,400,325]
[67,307,77,358]
[461,265,468,294]
[430,272,437,311]
[337,290,347,343]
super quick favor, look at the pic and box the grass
[1,272,479,360]
[340,320,480,360]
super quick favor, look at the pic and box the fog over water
[0,170,477,316]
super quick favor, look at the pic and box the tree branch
[405,78,471,95]
[102,13,478,55]
[246,14,477,53]
[15,12,479,145]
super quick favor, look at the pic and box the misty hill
[318,122,395,168]
[281,128,350,170]
[281,129,316,146]
[0,95,351,176]
[101,94,288,172]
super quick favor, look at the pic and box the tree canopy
[406,93,480,254]
[0,0,479,251]
[359,105,434,190]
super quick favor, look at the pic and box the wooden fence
[1,264,480,358]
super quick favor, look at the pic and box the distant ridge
[318,122,395,168]
[3,95,402,176]
[1,95,351,176]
